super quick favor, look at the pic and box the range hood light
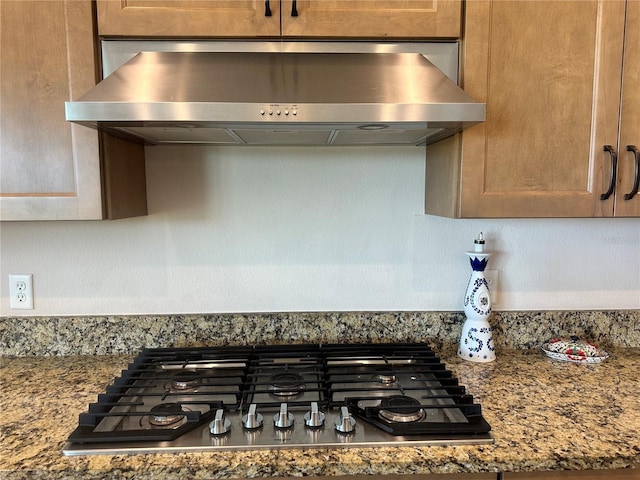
[357,124,390,131]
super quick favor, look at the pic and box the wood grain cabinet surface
[255,474,497,480]
[502,468,639,480]
[425,0,639,218]
[615,0,640,217]
[96,0,461,39]
[0,0,147,221]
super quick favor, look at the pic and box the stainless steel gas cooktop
[63,343,493,455]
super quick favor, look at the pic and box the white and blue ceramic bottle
[458,233,496,363]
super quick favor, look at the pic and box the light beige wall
[1,146,639,316]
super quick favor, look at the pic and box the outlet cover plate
[484,270,499,305]
[9,274,34,309]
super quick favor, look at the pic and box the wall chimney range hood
[65,42,485,146]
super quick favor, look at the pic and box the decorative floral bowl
[541,336,609,363]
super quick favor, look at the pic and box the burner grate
[68,346,252,443]
[243,344,327,410]
[344,395,491,435]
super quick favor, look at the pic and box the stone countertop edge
[1,349,639,480]
[1,310,639,356]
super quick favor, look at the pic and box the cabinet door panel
[0,0,103,220]
[97,0,280,37]
[1,1,74,193]
[615,0,640,216]
[459,0,626,217]
[503,468,639,479]
[281,0,461,38]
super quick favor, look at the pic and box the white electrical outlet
[9,274,34,309]
[484,270,499,305]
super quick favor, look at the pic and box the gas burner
[147,403,186,427]
[170,370,203,391]
[373,367,397,384]
[378,395,425,423]
[268,372,306,397]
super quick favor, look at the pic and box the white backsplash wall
[1,146,639,316]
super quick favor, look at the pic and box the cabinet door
[96,0,280,37]
[281,0,460,38]
[0,0,147,221]
[0,0,104,220]
[456,0,626,218]
[614,0,640,217]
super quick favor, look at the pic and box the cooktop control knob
[209,409,231,435]
[334,406,356,434]
[242,403,264,430]
[304,401,326,428]
[273,403,294,429]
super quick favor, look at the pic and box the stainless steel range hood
[65,42,485,146]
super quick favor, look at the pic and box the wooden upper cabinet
[426,0,635,218]
[96,0,461,38]
[0,0,146,221]
[96,0,280,37]
[280,0,461,38]
[614,0,640,217]
[461,0,625,218]
[1,0,101,220]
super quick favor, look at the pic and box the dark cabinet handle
[600,145,618,200]
[291,0,298,16]
[624,145,640,200]
[265,0,272,16]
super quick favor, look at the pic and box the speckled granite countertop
[2,311,639,356]
[2,348,639,479]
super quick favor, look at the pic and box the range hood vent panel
[66,48,485,146]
